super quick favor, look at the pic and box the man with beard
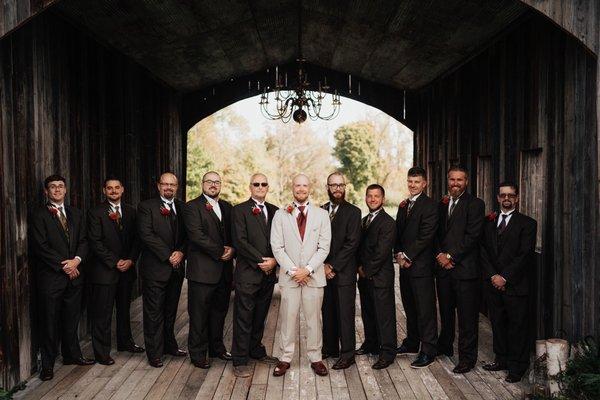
[356,184,397,369]
[183,171,234,369]
[480,182,536,383]
[435,165,485,374]
[270,174,331,377]
[320,172,361,370]
[88,177,143,365]
[138,172,188,368]
[394,167,438,368]
[31,175,93,381]
[231,173,279,378]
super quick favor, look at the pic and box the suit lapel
[250,199,268,237]
[287,208,303,243]
[491,218,499,255]
[446,194,467,230]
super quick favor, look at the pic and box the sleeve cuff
[75,256,82,262]
[403,253,412,262]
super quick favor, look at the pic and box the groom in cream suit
[270,174,331,377]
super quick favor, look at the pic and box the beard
[328,190,345,204]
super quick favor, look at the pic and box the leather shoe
[149,358,163,368]
[63,357,95,366]
[233,365,253,378]
[118,343,145,353]
[192,357,210,369]
[167,349,187,357]
[452,363,474,374]
[40,368,54,381]
[311,361,328,376]
[96,356,115,366]
[332,358,355,370]
[355,346,379,356]
[321,351,339,360]
[410,353,435,369]
[372,358,394,369]
[253,355,279,365]
[482,361,507,371]
[505,374,522,383]
[396,344,419,356]
[273,361,291,377]
[211,351,232,361]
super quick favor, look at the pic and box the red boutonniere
[399,199,408,208]
[205,202,213,211]
[441,195,450,205]
[108,212,120,221]
[487,211,497,221]
[252,205,261,215]
[160,206,171,216]
[47,206,58,216]
[286,204,294,214]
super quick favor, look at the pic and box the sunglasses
[252,182,269,187]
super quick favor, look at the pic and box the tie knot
[298,205,305,213]
[115,205,120,211]
[258,204,264,210]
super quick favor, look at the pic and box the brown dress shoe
[372,358,394,369]
[40,368,54,381]
[311,361,328,376]
[273,361,291,377]
[96,356,115,366]
[167,349,188,357]
[332,358,355,370]
[192,357,210,369]
[149,358,164,368]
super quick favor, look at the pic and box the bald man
[138,172,188,368]
[270,174,331,377]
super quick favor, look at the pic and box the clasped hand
[221,246,234,261]
[324,263,336,279]
[61,258,81,280]
[169,251,184,268]
[291,266,310,286]
[436,253,454,269]
[258,257,276,275]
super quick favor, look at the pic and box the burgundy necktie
[297,205,307,240]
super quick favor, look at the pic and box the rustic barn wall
[0,11,182,389]
[0,0,57,39]
[414,14,599,342]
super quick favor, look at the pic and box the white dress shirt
[161,196,177,215]
[497,209,515,227]
[203,194,222,220]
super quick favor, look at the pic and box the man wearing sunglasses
[230,174,279,377]
[183,171,235,369]
[480,182,536,383]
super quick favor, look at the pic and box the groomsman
[231,173,279,378]
[88,177,143,365]
[481,182,536,383]
[356,184,397,369]
[435,165,485,374]
[31,175,94,381]
[394,167,438,368]
[183,171,234,369]
[321,172,361,370]
[138,172,188,368]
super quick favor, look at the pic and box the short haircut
[104,175,123,187]
[407,167,427,180]
[498,181,519,195]
[327,171,346,183]
[44,174,66,189]
[366,184,385,197]
[447,164,469,178]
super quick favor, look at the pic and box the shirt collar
[501,209,515,217]
[369,207,382,216]
[252,198,266,206]
[203,194,218,205]
[160,196,175,205]
[294,201,309,208]
[450,191,465,201]
[409,192,422,202]
[50,202,65,209]
[108,201,121,209]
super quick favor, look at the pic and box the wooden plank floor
[17,275,529,400]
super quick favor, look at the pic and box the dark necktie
[497,214,509,234]
[407,200,414,216]
[165,201,177,233]
[57,206,70,243]
[258,204,267,224]
[297,205,307,240]
[114,205,123,230]
[448,198,457,218]
[329,206,337,221]
[364,213,374,228]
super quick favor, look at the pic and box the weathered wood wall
[0,0,57,39]
[414,13,599,342]
[0,11,182,390]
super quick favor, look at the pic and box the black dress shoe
[332,358,355,370]
[96,356,115,366]
[452,363,474,374]
[396,344,419,356]
[63,357,96,366]
[149,358,163,368]
[355,347,379,356]
[40,368,54,381]
[167,349,188,357]
[410,353,435,369]
[482,361,507,371]
[118,343,145,353]
[372,358,394,369]
[192,357,210,369]
[211,351,232,361]
[505,374,523,383]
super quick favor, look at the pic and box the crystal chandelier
[259,1,341,124]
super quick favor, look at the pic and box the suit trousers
[187,274,231,361]
[322,283,356,360]
[399,272,438,356]
[37,280,83,369]
[358,278,397,361]
[89,278,136,358]
[231,278,275,366]
[142,272,184,360]
[279,285,324,363]
[436,275,480,364]
[486,289,530,376]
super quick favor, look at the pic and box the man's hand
[293,267,311,284]
[258,257,277,274]
[491,274,507,290]
[61,258,81,275]
[221,246,234,261]
[357,266,366,278]
[324,263,336,279]
[436,253,454,269]
[396,253,412,269]
[169,251,184,268]
[117,259,134,272]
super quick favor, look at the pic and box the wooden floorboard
[16,272,529,399]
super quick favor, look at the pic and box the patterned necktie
[329,206,337,221]
[497,214,509,234]
[407,200,414,216]
[258,204,267,224]
[297,205,307,240]
[114,205,123,230]
[57,206,69,233]
[448,198,457,217]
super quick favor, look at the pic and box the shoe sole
[410,362,434,369]
[397,352,419,356]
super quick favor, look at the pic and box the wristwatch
[446,253,452,261]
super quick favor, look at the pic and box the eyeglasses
[48,184,66,190]
[252,182,269,187]
[327,184,346,189]
[498,193,517,199]
[203,180,221,186]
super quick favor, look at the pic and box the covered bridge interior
[0,0,598,390]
